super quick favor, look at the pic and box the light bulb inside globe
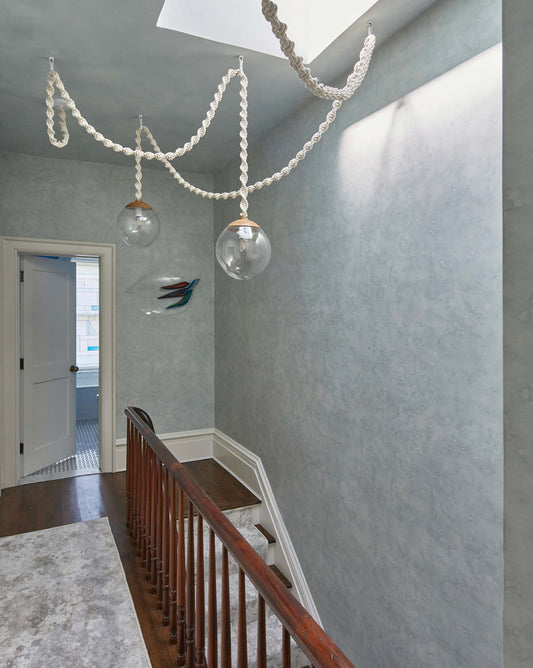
[117,200,160,248]
[216,218,271,280]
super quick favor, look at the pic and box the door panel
[21,256,77,476]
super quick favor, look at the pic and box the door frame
[1,237,116,489]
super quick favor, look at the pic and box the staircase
[179,460,308,665]
[126,406,356,668]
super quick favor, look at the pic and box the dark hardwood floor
[0,459,259,668]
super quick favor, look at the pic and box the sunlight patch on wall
[336,44,502,211]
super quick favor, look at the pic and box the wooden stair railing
[125,406,356,668]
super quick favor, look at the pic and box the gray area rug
[0,518,150,667]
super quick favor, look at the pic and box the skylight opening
[157,0,378,63]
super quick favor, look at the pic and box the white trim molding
[0,237,116,489]
[212,429,322,625]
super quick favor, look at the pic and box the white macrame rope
[238,62,249,217]
[137,96,342,202]
[46,67,343,201]
[46,67,240,160]
[261,0,376,101]
[44,9,376,203]
[45,76,69,147]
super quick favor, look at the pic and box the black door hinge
[20,358,24,370]
[20,443,24,454]
[20,270,24,282]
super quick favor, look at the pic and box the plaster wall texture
[0,151,214,437]
[214,0,503,666]
[503,1,533,666]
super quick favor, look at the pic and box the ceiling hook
[239,56,244,76]
[138,114,143,130]
[367,21,373,36]
[49,56,55,71]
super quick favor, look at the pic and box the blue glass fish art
[157,278,199,309]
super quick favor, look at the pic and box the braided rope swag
[45,0,376,274]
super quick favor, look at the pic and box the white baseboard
[114,428,214,471]
[114,426,321,625]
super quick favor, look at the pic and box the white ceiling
[0,0,440,174]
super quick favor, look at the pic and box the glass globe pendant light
[216,216,271,280]
[117,116,160,248]
[117,200,160,248]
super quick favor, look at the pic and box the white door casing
[0,237,116,489]
[21,256,77,476]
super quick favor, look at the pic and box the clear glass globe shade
[117,201,160,248]
[215,219,271,280]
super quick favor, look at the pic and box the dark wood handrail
[125,405,356,668]
[130,405,155,431]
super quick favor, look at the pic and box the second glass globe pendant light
[216,217,271,280]
[215,57,272,280]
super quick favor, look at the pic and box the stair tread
[255,523,276,544]
[268,564,292,589]
[182,458,260,511]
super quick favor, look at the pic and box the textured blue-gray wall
[0,150,214,436]
[503,1,533,666]
[214,1,503,666]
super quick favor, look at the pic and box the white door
[21,255,77,476]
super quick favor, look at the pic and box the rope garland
[261,0,376,101]
[46,70,345,201]
[44,6,376,210]
[46,67,241,161]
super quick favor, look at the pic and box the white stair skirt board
[115,428,322,626]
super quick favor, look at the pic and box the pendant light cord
[135,124,143,200]
[238,58,249,218]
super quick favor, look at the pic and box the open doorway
[19,255,100,484]
[72,257,100,471]
[0,236,115,491]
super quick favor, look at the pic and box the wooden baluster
[141,437,149,567]
[135,428,143,555]
[169,477,178,643]
[144,446,153,578]
[281,627,291,668]
[128,422,136,538]
[177,488,186,665]
[162,467,170,626]
[220,545,231,668]
[141,441,148,567]
[132,424,139,541]
[207,528,218,668]
[156,459,164,607]
[257,594,267,668]
[237,567,248,668]
[126,419,131,532]
[150,449,158,588]
[195,513,207,668]
[185,499,195,667]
